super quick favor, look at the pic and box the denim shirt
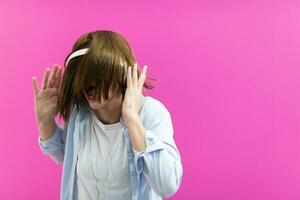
[38,95,183,200]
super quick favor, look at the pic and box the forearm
[38,118,57,141]
[126,116,146,152]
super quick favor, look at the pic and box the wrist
[37,117,55,126]
[123,113,140,124]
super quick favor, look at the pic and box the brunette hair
[57,30,156,122]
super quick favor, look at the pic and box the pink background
[0,0,300,199]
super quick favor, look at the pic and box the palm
[122,63,147,121]
[35,88,59,121]
[32,64,62,122]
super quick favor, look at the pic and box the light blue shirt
[38,95,183,200]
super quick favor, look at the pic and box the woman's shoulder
[141,95,171,119]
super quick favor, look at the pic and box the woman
[32,30,183,200]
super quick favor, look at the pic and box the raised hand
[32,64,62,123]
[122,62,147,122]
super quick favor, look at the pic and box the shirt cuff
[38,122,63,154]
[133,129,165,174]
[132,147,145,156]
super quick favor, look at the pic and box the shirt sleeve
[132,100,183,198]
[38,121,68,164]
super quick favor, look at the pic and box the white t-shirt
[74,110,132,200]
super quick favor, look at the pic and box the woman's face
[83,83,122,110]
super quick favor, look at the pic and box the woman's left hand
[122,62,148,122]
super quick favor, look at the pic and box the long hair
[57,30,156,122]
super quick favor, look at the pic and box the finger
[48,65,59,88]
[133,63,138,87]
[42,68,51,90]
[138,65,147,92]
[32,77,40,97]
[121,58,126,83]
[123,66,127,84]
[127,66,132,88]
[55,66,62,89]
[120,57,124,66]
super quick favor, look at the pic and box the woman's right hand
[32,64,63,123]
